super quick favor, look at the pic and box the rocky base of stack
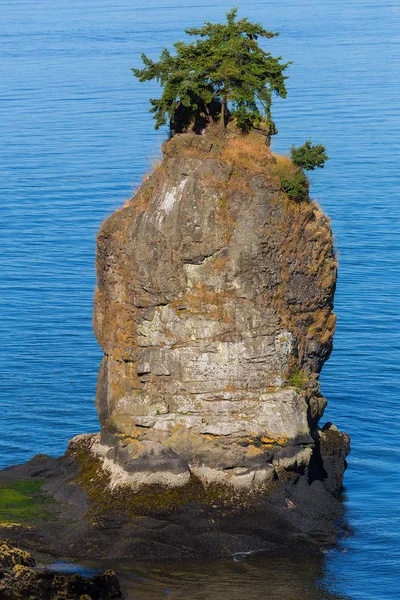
[0,424,349,562]
[89,417,348,493]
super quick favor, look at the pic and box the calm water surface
[1,1,399,598]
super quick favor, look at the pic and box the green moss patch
[288,368,310,391]
[0,480,52,525]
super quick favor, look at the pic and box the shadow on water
[52,551,352,600]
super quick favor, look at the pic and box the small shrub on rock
[280,168,310,203]
[271,157,310,202]
[290,140,328,171]
[288,369,309,390]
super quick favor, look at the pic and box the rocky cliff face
[91,129,347,492]
[0,129,350,561]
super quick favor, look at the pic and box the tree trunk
[220,99,226,129]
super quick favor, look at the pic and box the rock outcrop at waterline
[92,129,348,492]
[0,128,350,561]
[0,541,122,599]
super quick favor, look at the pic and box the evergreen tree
[132,8,290,134]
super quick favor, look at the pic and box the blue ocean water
[1,1,399,598]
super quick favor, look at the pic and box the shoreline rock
[0,541,123,599]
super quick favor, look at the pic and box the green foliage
[288,369,309,390]
[280,168,309,202]
[271,158,309,203]
[0,480,52,524]
[132,8,290,132]
[290,140,328,171]
[272,140,327,202]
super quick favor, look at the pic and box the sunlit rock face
[92,130,344,491]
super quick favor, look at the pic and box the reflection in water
[67,552,351,600]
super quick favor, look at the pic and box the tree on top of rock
[132,8,290,136]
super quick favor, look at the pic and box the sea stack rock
[90,129,349,494]
[0,129,350,561]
